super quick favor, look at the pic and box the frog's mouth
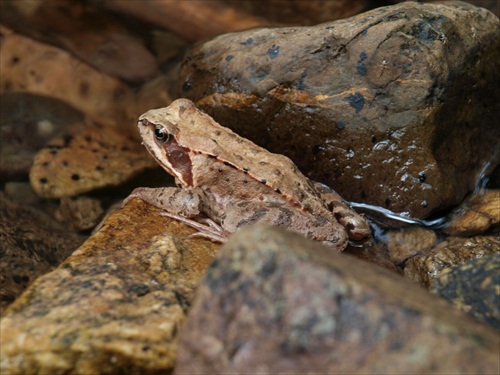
[138,118,193,187]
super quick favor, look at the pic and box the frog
[125,98,371,251]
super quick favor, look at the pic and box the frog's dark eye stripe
[154,125,170,143]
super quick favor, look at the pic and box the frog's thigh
[222,201,348,248]
[126,187,204,217]
[313,182,372,241]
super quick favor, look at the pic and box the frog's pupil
[154,127,169,142]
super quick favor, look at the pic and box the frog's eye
[154,125,171,143]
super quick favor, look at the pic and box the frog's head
[138,105,194,187]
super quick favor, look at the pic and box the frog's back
[168,99,327,214]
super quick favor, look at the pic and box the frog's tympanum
[126,99,371,250]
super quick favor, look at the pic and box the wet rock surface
[176,1,500,218]
[444,189,500,236]
[175,225,500,375]
[404,234,500,288]
[431,253,500,328]
[0,199,219,374]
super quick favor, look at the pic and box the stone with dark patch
[175,1,500,219]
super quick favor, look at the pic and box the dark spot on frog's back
[178,105,186,115]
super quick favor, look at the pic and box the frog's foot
[160,211,228,243]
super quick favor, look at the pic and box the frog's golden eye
[154,125,170,143]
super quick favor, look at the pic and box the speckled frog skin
[126,99,371,250]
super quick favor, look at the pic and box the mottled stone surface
[0,199,219,374]
[29,121,156,198]
[431,253,499,328]
[176,1,500,218]
[404,235,500,287]
[175,225,500,374]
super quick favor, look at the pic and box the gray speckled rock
[174,225,500,374]
[176,1,500,219]
[431,253,500,328]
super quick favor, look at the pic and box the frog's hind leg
[160,211,228,243]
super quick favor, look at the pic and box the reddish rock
[175,1,500,219]
[175,225,500,374]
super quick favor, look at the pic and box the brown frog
[126,99,371,250]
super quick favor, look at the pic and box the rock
[0,198,219,374]
[387,226,437,265]
[174,225,500,374]
[0,92,83,180]
[431,253,499,328]
[0,25,135,126]
[391,0,500,18]
[0,193,86,314]
[55,196,105,232]
[176,1,500,218]
[404,235,500,288]
[29,120,156,198]
[443,189,500,236]
[0,0,158,83]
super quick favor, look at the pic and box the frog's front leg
[124,187,228,242]
[313,182,372,241]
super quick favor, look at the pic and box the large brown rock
[174,225,500,374]
[175,1,500,218]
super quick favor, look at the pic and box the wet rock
[0,0,158,83]
[404,235,500,288]
[0,93,83,180]
[176,1,500,219]
[443,189,500,236]
[387,226,437,265]
[0,193,85,314]
[431,253,500,328]
[175,225,500,374]
[0,198,219,374]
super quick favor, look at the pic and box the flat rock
[174,225,499,374]
[29,121,156,198]
[0,198,219,374]
[176,1,500,218]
